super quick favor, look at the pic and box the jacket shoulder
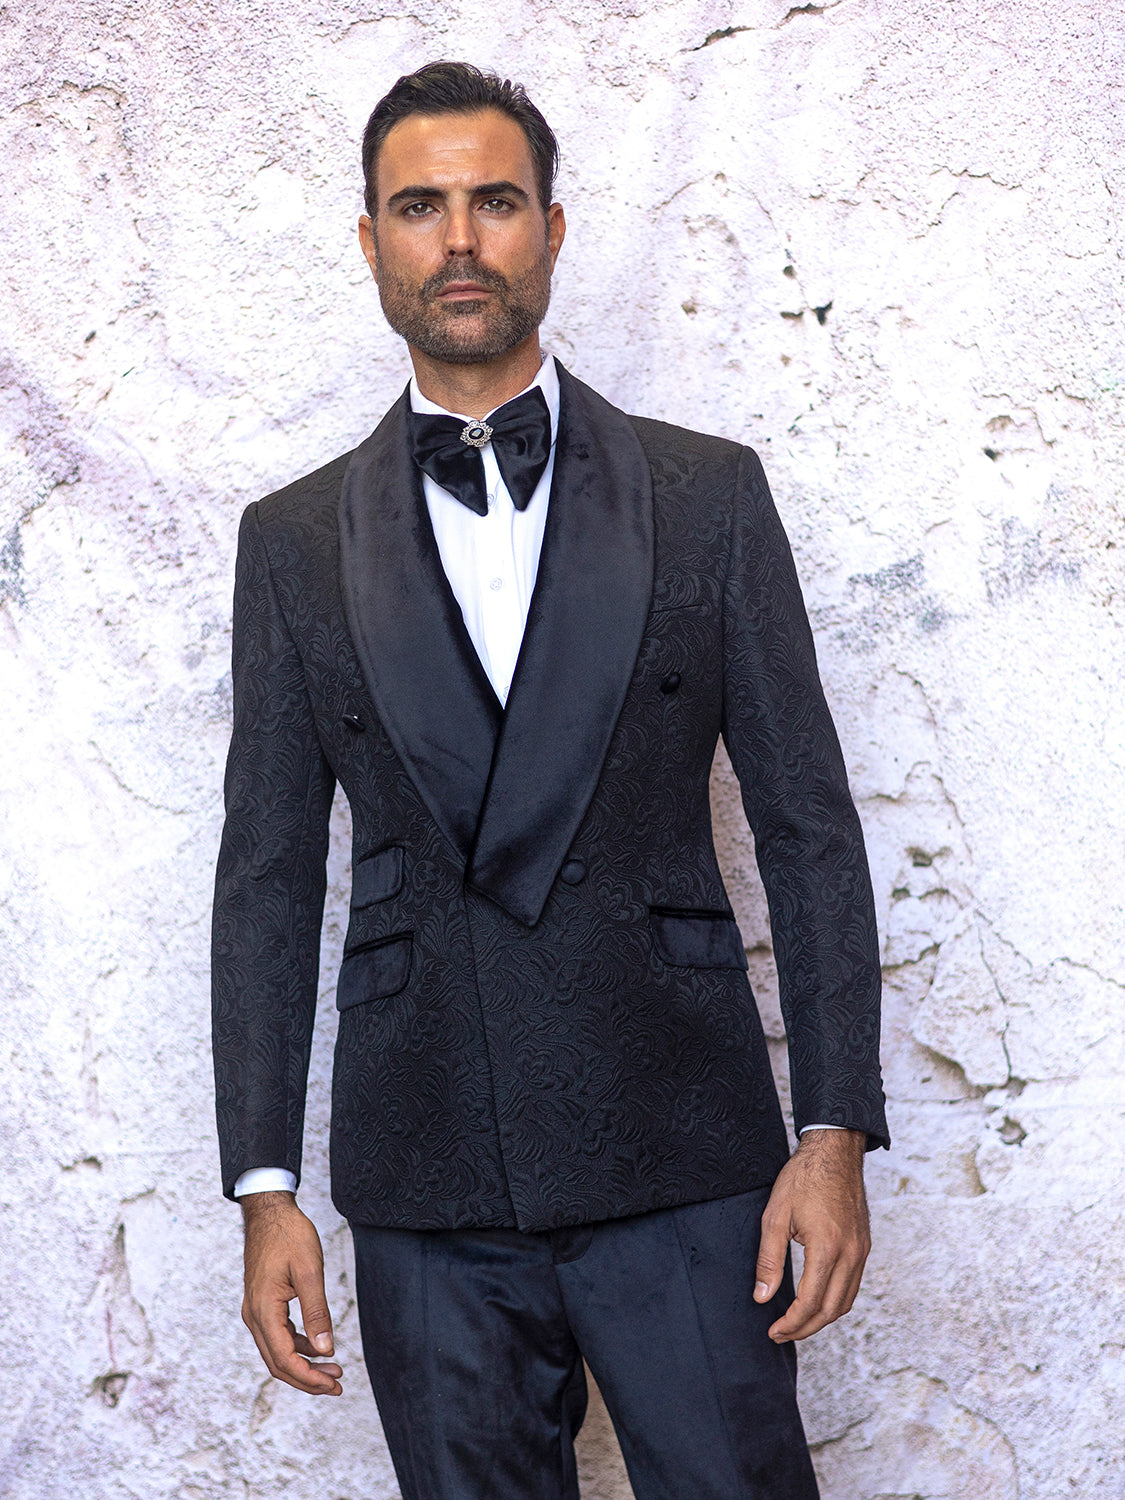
[626,412,746,469]
[253,449,355,531]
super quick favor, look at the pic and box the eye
[480,196,513,213]
[402,200,434,218]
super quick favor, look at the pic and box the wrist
[796,1127,866,1162]
[239,1189,299,1226]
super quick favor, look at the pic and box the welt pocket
[351,844,404,908]
[336,933,413,1011]
[647,599,709,619]
[649,907,748,970]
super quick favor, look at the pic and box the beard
[373,244,552,364]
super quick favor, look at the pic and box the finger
[244,1297,342,1395]
[768,1240,833,1340]
[770,1234,871,1342]
[774,1259,857,1342]
[258,1331,344,1395]
[292,1328,345,1369]
[293,1260,335,1357]
[297,1349,345,1379]
[754,1207,792,1302]
[271,1349,344,1394]
[814,1230,869,1326]
[242,1286,294,1370]
[837,1244,870,1318]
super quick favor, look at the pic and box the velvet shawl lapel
[338,365,654,927]
[339,387,503,861]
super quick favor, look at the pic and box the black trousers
[351,1187,820,1499]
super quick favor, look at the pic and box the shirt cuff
[233,1167,298,1198]
[799,1124,849,1134]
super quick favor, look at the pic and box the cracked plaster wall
[1,1,1122,1496]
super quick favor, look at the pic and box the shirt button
[490,577,504,591]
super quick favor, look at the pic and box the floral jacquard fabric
[212,384,889,1234]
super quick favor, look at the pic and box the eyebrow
[384,179,531,210]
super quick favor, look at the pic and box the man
[213,61,889,1499]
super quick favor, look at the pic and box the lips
[423,262,508,302]
[437,282,492,298]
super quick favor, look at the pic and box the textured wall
[2,1,1122,1496]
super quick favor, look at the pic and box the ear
[358,215,379,283]
[547,202,566,271]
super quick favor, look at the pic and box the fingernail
[755,1281,770,1300]
[314,1333,333,1353]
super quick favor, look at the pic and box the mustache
[421,261,510,300]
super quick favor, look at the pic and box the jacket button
[560,859,586,884]
[342,713,365,732]
[659,672,681,694]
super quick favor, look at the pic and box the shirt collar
[409,352,560,444]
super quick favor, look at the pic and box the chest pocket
[650,907,749,970]
[351,844,404,908]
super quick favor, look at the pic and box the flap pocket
[336,934,413,1011]
[351,845,404,908]
[650,907,748,970]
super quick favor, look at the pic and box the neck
[409,333,544,418]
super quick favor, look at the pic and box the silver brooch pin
[460,420,493,448]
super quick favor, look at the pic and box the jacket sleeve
[720,448,889,1149]
[211,502,337,1198]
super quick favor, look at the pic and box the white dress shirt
[232,355,837,1200]
[413,351,558,707]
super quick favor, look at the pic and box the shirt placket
[476,445,525,705]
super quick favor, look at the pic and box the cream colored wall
[2,2,1122,1496]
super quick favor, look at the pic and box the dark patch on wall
[0,523,24,607]
[853,553,925,595]
[998,1116,1027,1146]
[91,1372,130,1407]
[918,603,949,633]
[839,553,950,651]
[985,517,1081,603]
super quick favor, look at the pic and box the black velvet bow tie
[407,386,552,516]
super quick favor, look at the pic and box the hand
[240,1191,343,1394]
[753,1128,870,1343]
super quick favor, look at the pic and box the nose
[443,202,479,258]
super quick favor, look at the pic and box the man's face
[359,108,565,365]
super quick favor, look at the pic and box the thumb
[294,1261,334,1355]
[754,1207,791,1303]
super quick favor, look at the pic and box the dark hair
[361,61,559,216]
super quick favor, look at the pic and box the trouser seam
[671,1209,749,1500]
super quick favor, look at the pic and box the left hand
[753,1127,870,1343]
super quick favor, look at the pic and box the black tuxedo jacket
[212,365,888,1233]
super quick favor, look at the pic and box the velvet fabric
[351,1186,819,1500]
[649,906,751,969]
[350,844,404,908]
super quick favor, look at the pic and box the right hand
[240,1191,343,1395]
